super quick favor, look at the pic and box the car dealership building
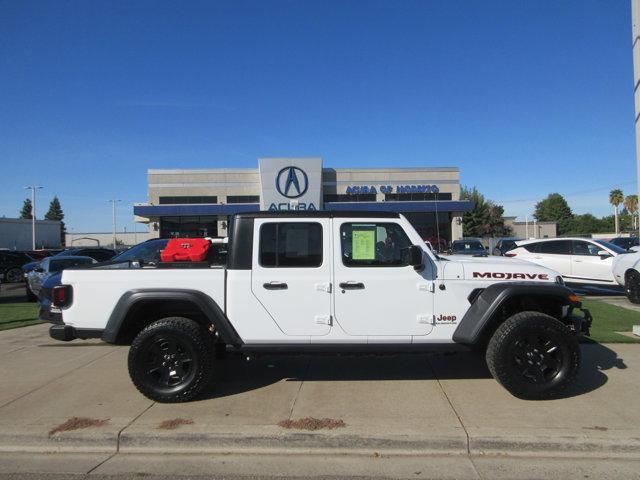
[134,157,473,248]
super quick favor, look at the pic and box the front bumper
[49,325,103,342]
[566,305,593,337]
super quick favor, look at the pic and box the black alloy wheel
[486,311,580,400]
[128,317,214,402]
[626,271,640,304]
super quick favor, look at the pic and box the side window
[572,241,600,256]
[259,222,323,268]
[340,222,412,267]
[522,242,540,253]
[538,240,572,255]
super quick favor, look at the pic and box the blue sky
[0,0,636,232]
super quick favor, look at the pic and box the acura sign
[259,157,322,211]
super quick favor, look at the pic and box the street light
[633,0,640,237]
[108,199,121,248]
[24,186,43,250]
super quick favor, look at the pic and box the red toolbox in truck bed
[160,238,211,262]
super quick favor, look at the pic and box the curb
[1,428,640,458]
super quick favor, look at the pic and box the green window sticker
[352,230,375,260]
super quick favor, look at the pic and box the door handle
[263,281,288,290]
[339,282,365,290]
[574,259,582,263]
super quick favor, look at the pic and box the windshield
[452,242,484,252]
[595,240,628,255]
[112,239,169,263]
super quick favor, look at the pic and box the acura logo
[276,166,308,199]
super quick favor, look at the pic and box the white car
[612,251,640,303]
[506,237,629,286]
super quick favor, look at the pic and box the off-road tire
[128,317,214,403]
[485,311,580,400]
[626,270,640,304]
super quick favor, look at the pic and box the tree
[534,193,573,235]
[20,198,33,219]
[624,194,639,231]
[609,189,624,234]
[460,186,510,237]
[44,196,66,246]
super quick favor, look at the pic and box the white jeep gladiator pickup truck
[48,212,591,402]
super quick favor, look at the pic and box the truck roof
[234,211,401,219]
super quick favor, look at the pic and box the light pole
[633,0,640,237]
[108,199,121,248]
[24,186,43,250]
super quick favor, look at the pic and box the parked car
[507,238,628,286]
[612,250,640,303]
[609,236,640,252]
[26,256,95,301]
[0,251,35,283]
[55,247,116,262]
[49,211,591,402]
[449,239,487,256]
[109,239,168,265]
[492,237,523,256]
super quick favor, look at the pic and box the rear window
[452,241,483,252]
[259,222,323,268]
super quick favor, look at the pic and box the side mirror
[406,245,424,271]
[598,250,612,259]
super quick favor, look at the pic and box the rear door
[528,240,572,276]
[250,219,332,336]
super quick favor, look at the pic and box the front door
[332,219,434,336]
[570,240,616,284]
[251,219,332,336]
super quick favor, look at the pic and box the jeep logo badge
[276,166,308,199]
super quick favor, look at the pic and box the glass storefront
[402,211,452,251]
[160,216,218,238]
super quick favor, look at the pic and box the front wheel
[128,317,214,403]
[6,268,22,283]
[485,312,580,400]
[626,271,640,304]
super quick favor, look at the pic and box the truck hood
[440,255,559,282]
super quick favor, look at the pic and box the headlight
[555,276,564,285]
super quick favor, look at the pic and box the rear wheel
[128,317,214,403]
[486,311,580,400]
[626,270,640,304]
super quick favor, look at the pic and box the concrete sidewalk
[0,324,638,458]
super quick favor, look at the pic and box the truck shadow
[199,342,625,401]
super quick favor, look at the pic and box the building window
[160,216,218,238]
[384,193,452,201]
[259,222,323,268]
[226,195,259,204]
[159,196,217,205]
[324,193,377,202]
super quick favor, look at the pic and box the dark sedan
[449,239,488,256]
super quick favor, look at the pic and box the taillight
[52,285,73,308]
[504,253,517,257]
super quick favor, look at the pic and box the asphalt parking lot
[2,282,640,477]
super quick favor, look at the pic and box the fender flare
[452,282,578,345]
[102,289,243,345]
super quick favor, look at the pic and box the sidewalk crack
[288,357,311,420]
[116,401,156,452]
[426,355,470,454]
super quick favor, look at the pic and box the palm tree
[624,194,639,231]
[610,189,624,234]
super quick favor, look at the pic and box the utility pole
[633,0,640,238]
[24,186,43,250]
[108,199,121,249]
